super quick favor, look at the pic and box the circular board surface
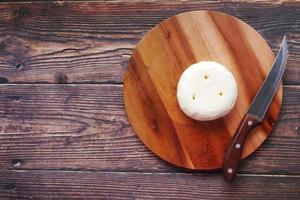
[124,11,282,170]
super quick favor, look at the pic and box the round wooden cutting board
[123,11,282,170]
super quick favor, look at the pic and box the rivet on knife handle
[222,114,260,182]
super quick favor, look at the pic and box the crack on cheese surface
[177,61,238,121]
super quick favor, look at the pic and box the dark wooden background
[0,0,299,199]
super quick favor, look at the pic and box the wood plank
[0,2,299,84]
[0,170,299,199]
[0,0,298,3]
[0,84,299,174]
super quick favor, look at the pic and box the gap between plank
[4,169,300,178]
[0,83,298,86]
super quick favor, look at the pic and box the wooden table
[0,1,299,199]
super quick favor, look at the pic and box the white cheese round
[177,61,238,121]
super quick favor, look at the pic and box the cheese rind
[177,61,238,121]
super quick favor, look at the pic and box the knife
[222,36,288,182]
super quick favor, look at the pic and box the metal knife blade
[247,35,288,121]
[222,36,288,182]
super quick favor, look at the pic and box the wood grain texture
[0,1,299,199]
[0,84,299,174]
[0,1,299,84]
[222,0,298,3]
[0,170,299,200]
[124,11,282,170]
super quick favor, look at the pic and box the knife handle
[222,114,260,182]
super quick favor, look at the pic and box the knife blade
[222,36,288,182]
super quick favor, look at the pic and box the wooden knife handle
[222,114,260,182]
